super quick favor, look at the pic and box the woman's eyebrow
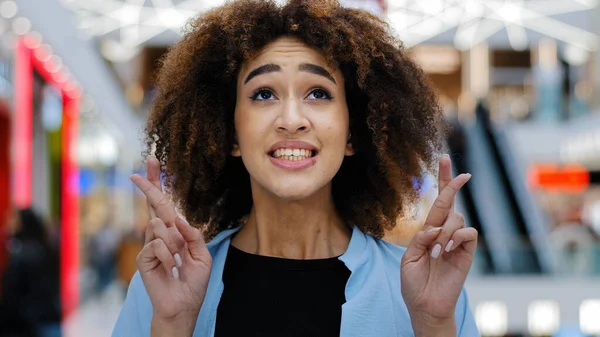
[244,64,281,84]
[298,63,336,84]
[243,63,337,85]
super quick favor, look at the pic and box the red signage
[528,164,590,193]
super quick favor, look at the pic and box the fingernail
[427,227,443,234]
[445,240,454,252]
[174,253,182,268]
[443,154,450,159]
[172,266,179,280]
[431,244,442,259]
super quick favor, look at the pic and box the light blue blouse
[112,226,480,336]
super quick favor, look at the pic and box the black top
[0,239,61,337]
[215,244,351,337]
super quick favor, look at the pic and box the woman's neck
[231,185,351,260]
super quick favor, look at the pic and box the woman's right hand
[131,157,212,335]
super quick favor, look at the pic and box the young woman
[113,0,479,336]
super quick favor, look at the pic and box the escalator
[447,104,550,274]
[488,123,554,274]
[446,120,493,275]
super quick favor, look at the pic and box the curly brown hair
[147,0,446,240]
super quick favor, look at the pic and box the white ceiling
[388,0,597,51]
[58,0,384,61]
[61,0,599,62]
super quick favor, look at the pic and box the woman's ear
[231,130,241,157]
[345,132,355,156]
[231,143,241,157]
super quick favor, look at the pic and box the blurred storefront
[0,38,11,278]
[0,0,145,326]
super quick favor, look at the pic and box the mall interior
[0,0,599,336]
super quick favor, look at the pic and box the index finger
[147,156,162,190]
[438,154,455,212]
[131,174,178,226]
[424,173,471,229]
[146,157,162,218]
[438,154,453,196]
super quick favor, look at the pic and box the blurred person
[113,1,479,336]
[548,223,595,275]
[89,221,121,294]
[116,224,145,290]
[548,193,595,275]
[0,208,61,337]
[581,189,600,236]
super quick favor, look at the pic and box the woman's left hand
[400,156,478,336]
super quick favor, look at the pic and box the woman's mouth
[269,148,316,161]
[268,147,319,170]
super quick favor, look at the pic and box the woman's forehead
[236,40,345,88]
[240,37,336,73]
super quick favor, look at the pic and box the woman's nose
[275,99,310,133]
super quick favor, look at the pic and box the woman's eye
[307,88,332,100]
[251,89,275,101]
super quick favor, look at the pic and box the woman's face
[234,37,353,201]
[5,209,20,235]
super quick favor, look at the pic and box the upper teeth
[273,148,313,158]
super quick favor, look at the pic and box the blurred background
[0,0,599,336]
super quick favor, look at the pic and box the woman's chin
[272,191,314,202]
[269,185,321,201]
[249,175,331,202]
